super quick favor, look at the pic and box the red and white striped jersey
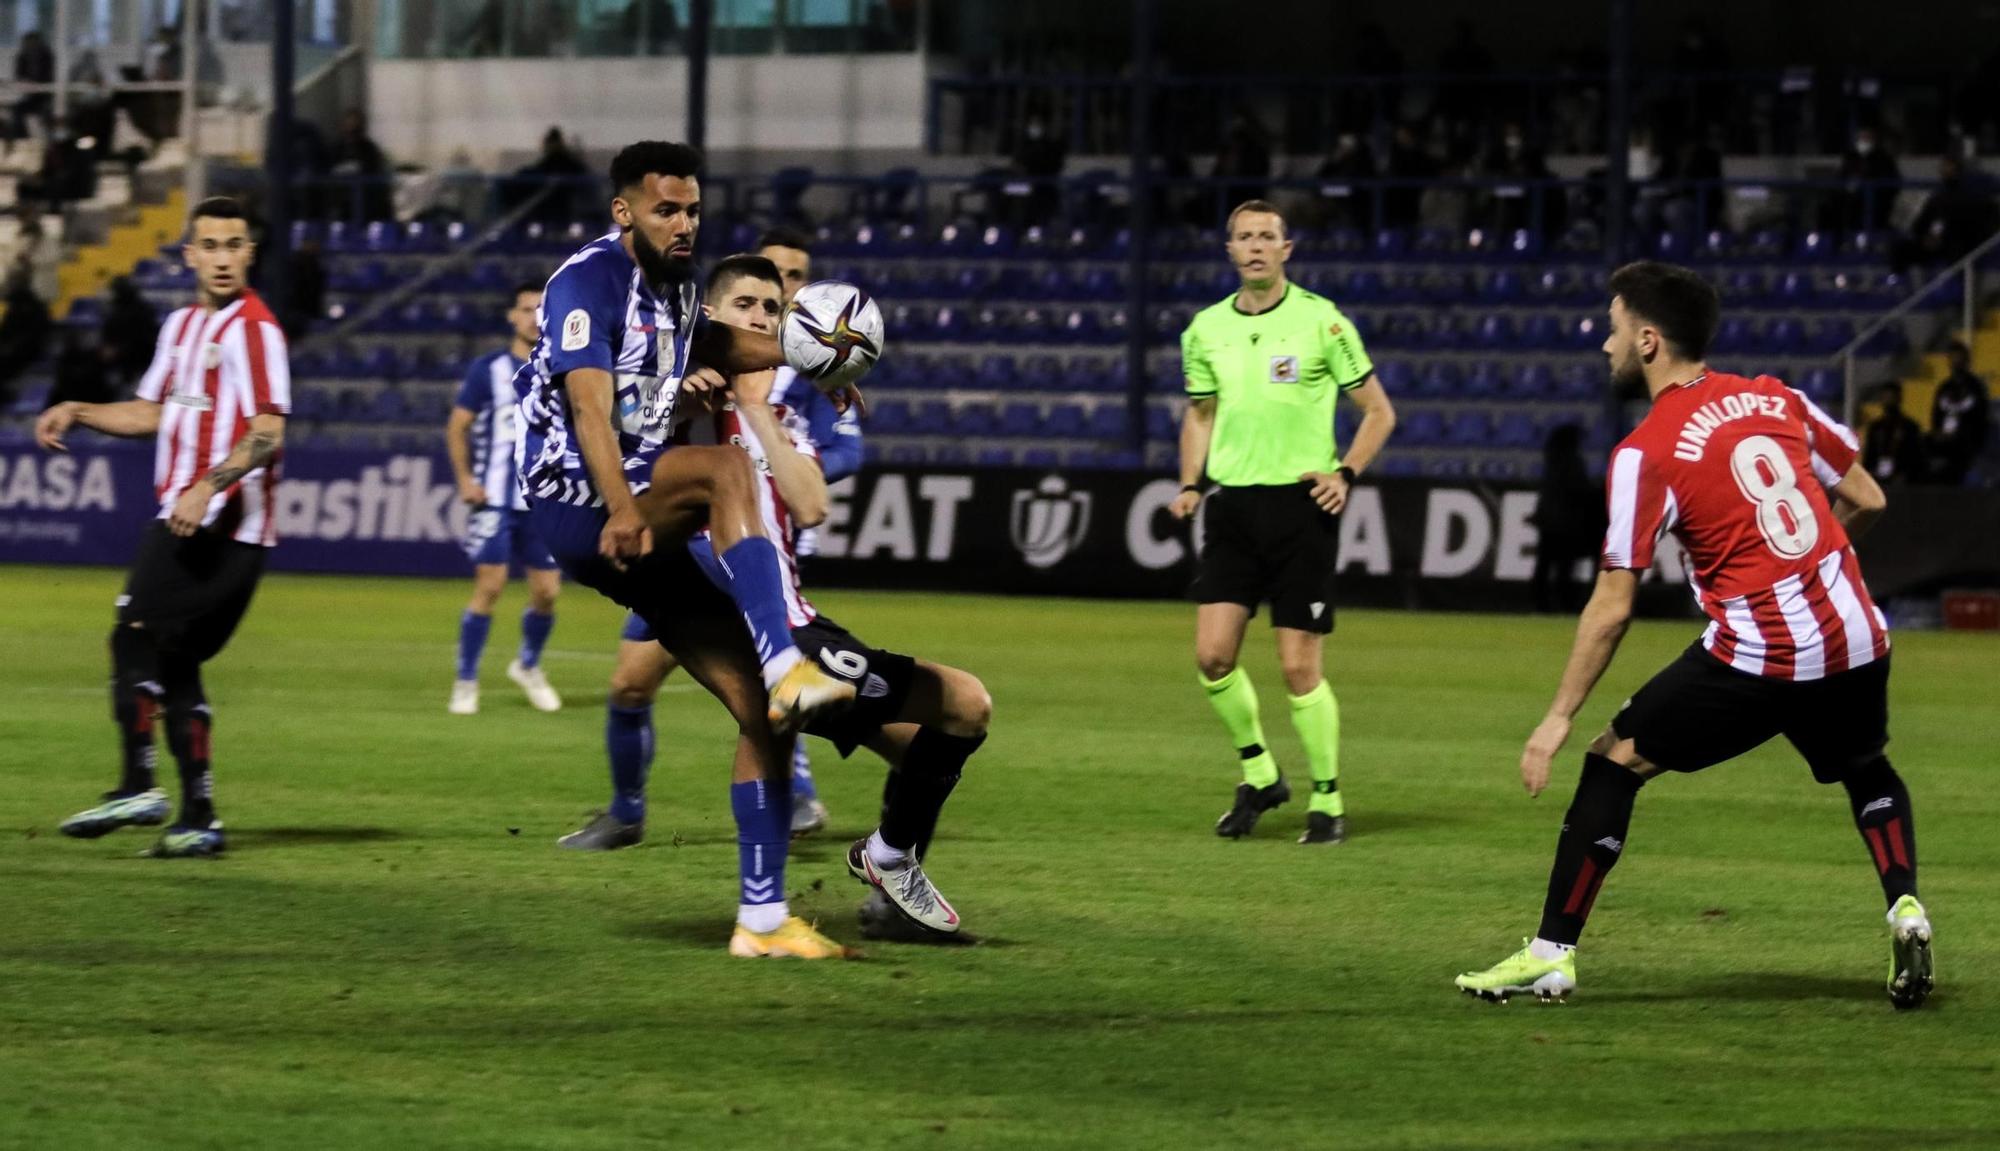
[1602,370,1889,681]
[134,290,292,547]
[677,400,820,628]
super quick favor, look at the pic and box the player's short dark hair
[1225,199,1287,238]
[511,281,542,299]
[755,225,814,255]
[187,196,249,233]
[1608,260,1720,360]
[706,253,782,302]
[609,141,703,193]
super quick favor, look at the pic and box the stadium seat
[1494,411,1541,449]
[1086,406,1131,440]
[1444,410,1493,446]
[977,446,1018,467]
[1043,403,1086,438]
[1021,448,1060,468]
[1021,354,1063,391]
[1509,363,1555,400]
[952,402,997,437]
[1417,361,1463,399]
[1398,409,1445,446]
[1472,313,1517,349]
[1145,405,1178,442]
[975,355,1018,390]
[1464,360,1506,398]
[910,401,951,435]
[870,400,912,434]
[998,402,1042,437]
[1064,356,1111,393]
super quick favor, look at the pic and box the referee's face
[1226,211,1291,289]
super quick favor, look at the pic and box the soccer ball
[781,281,884,392]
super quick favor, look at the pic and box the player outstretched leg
[1456,751,1646,1001]
[61,624,171,838]
[1842,756,1932,1008]
[560,614,668,850]
[636,446,853,734]
[834,656,991,939]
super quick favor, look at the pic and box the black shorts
[1612,643,1892,784]
[792,617,918,757]
[1189,483,1339,634]
[117,522,266,663]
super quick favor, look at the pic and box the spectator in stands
[1380,122,1437,231]
[1928,341,1992,485]
[327,108,394,222]
[100,277,158,386]
[1315,132,1377,228]
[1862,382,1927,483]
[1898,154,2000,272]
[0,263,50,401]
[1529,423,1603,614]
[1837,126,1901,233]
[145,25,182,81]
[11,30,54,144]
[1010,112,1066,227]
[49,328,113,408]
[1212,110,1272,219]
[25,114,97,204]
[1478,121,1555,234]
[501,127,590,224]
[286,241,327,340]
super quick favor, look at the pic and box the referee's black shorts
[117,522,266,664]
[1189,482,1339,634]
[1611,643,1891,784]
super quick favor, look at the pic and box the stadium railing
[927,70,1967,157]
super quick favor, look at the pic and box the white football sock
[738,901,788,934]
[1529,937,1573,961]
[761,647,802,693]
[865,829,908,869]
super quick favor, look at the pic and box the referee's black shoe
[1215,777,1290,839]
[1298,811,1347,845]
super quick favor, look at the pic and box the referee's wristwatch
[1335,465,1356,484]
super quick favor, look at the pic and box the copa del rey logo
[1010,475,1092,569]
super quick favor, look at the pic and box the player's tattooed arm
[170,413,284,536]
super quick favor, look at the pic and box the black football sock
[109,625,162,795]
[1536,753,1645,947]
[1843,757,1917,907]
[161,663,215,827]
[878,728,985,860]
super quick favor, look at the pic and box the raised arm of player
[1173,396,1216,519]
[797,384,863,482]
[567,366,651,566]
[1829,460,1888,540]
[732,369,830,528]
[35,399,163,451]
[169,412,284,536]
[1521,568,1638,796]
[695,323,868,416]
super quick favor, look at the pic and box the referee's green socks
[1199,667,1281,788]
[1289,680,1343,817]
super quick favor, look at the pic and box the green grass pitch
[2,564,1997,1149]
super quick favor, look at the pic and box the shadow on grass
[1590,971,1888,1004]
[229,826,405,847]
[613,913,1015,952]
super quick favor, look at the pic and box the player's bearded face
[619,175,701,285]
[1605,299,1647,394]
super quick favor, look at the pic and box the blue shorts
[463,506,558,570]
[621,611,655,644]
[529,499,733,641]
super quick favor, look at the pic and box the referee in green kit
[1171,199,1398,845]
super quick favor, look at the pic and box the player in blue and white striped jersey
[520,141,866,958]
[585,227,863,846]
[445,284,562,716]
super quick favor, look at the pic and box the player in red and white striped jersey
[1457,262,1932,1008]
[33,197,290,859]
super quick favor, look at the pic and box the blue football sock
[791,740,818,802]
[606,703,653,824]
[731,778,792,925]
[715,537,803,688]
[456,611,492,681]
[518,608,555,670]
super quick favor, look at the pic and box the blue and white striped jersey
[453,349,529,510]
[514,231,707,507]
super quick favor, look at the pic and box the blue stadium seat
[998,402,1042,437]
[1508,363,1554,401]
[1086,406,1131,440]
[1554,363,1599,401]
[1022,354,1063,391]
[1444,410,1493,446]
[1043,403,1086,438]
[1485,269,1525,301]
[1795,230,1835,263]
[870,400,912,433]
[1773,270,1816,306]
[1376,455,1423,478]
[1494,411,1540,449]
[1398,410,1445,446]
[1712,316,1755,354]
[1464,360,1506,398]
[1022,448,1060,468]
[1343,268,1385,303]
[887,444,926,466]
[952,402,997,437]
[977,447,1018,467]
[976,225,1016,258]
[1798,367,1842,403]
[1519,313,1564,350]
[1056,308,1104,346]
[975,355,1018,389]
[1417,361,1462,399]
[1472,313,1517,349]
[1696,229,1737,263]
[1064,356,1110,393]
[1477,457,1522,481]
[928,305,967,343]
[1376,360,1417,392]
[1765,316,1806,353]
[910,401,951,435]
[1145,405,1178,441]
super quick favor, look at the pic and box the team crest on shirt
[1269,355,1300,383]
